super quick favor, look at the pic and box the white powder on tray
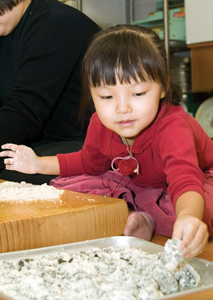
[0,243,201,300]
[0,181,64,202]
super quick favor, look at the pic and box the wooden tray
[0,181,128,253]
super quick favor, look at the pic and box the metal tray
[0,236,212,300]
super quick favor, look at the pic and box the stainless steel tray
[0,236,212,300]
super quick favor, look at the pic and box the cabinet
[185,0,213,92]
[132,1,191,94]
[188,42,213,92]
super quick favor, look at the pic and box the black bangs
[86,27,167,88]
[80,25,182,124]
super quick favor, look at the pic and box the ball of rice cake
[151,266,179,294]
[175,263,201,287]
[160,239,184,272]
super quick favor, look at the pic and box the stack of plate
[170,56,191,93]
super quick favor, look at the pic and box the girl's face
[91,78,164,141]
[0,0,31,36]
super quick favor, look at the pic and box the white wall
[82,0,157,28]
[133,0,157,22]
[185,0,213,44]
[82,0,127,28]
[59,0,76,8]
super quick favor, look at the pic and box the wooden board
[0,184,128,253]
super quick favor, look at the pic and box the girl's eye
[101,96,112,100]
[134,92,146,97]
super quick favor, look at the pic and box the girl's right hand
[172,214,209,258]
[0,143,39,174]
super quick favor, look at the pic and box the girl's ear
[161,76,170,99]
[160,89,166,99]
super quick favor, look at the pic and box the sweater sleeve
[57,116,112,177]
[153,114,205,206]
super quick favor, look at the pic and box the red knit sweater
[57,103,213,206]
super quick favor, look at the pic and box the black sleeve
[0,17,98,144]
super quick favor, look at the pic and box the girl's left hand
[172,215,209,258]
[0,143,39,174]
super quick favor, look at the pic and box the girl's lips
[118,120,135,127]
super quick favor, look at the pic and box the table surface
[151,235,213,300]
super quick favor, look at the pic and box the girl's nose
[116,98,132,114]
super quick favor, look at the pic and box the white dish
[195,97,213,138]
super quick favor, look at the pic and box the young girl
[0,25,212,258]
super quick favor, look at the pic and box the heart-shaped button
[111,155,139,176]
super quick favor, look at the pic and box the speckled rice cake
[0,239,202,300]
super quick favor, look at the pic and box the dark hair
[0,0,24,15]
[80,24,182,121]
